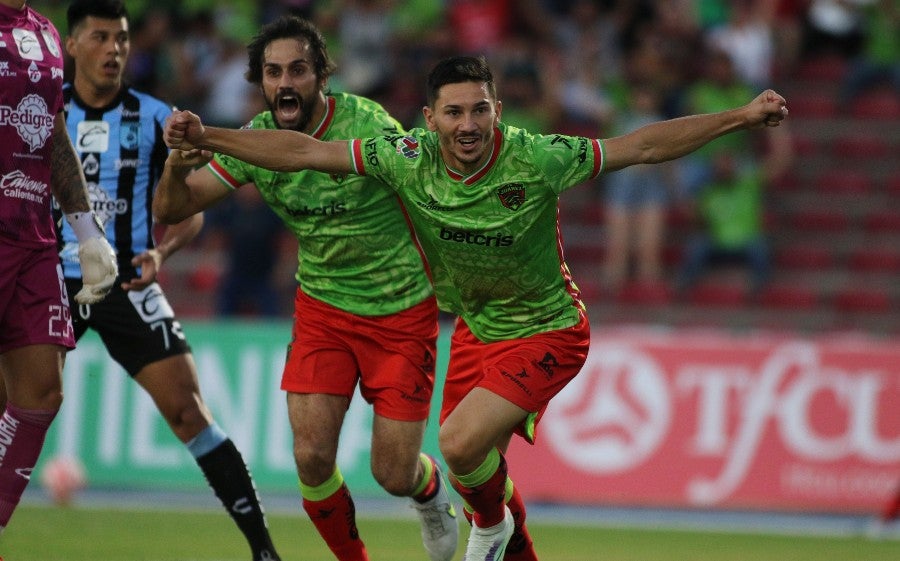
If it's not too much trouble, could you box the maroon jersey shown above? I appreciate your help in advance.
[0,3,65,248]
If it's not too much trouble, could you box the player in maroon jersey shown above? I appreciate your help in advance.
[0,0,116,535]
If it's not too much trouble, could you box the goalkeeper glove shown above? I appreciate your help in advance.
[65,212,118,304]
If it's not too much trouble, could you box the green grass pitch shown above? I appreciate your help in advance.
[2,503,898,561]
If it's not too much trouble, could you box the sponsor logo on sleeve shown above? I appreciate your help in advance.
[394,136,420,159]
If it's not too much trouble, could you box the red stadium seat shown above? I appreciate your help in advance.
[662,243,684,267]
[580,202,604,224]
[850,88,900,120]
[847,247,900,273]
[687,282,747,307]
[769,170,802,192]
[789,94,837,119]
[791,133,819,157]
[796,55,848,82]
[774,243,837,270]
[863,209,900,233]
[787,208,851,232]
[666,206,694,231]
[833,287,892,313]
[187,266,220,292]
[616,281,673,305]
[885,173,900,198]
[831,135,891,160]
[758,283,820,310]
[575,278,602,301]
[814,169,873,195]
[563,243,604,263]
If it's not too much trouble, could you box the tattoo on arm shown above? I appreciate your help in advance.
[50,114,91,213]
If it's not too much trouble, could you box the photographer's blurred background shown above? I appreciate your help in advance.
[33,0,900,332]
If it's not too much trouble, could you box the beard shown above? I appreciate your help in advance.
[266,89,319,132]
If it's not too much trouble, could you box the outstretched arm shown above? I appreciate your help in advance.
[154,149,231,224]
[164,110,354,175]
[602,90,788,172]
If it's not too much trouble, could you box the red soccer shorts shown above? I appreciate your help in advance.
[440,310,590,443]
[281,287,439,422]
[0,243,75,353]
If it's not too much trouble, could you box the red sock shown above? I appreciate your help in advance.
[302,483,369,560]
[504,483,537,561]
[413,455,439,502]
[450,451,508,528]
[0,405,58,529]
[460,478,538,561]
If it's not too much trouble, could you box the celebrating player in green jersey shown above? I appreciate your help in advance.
[163,55,789,561]
[153,17,457,561]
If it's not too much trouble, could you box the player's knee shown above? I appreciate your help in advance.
[438,426,472,472]
[293,443,336,481]
[165,403,211,442]
[41,387,65,411]
[372,463,416,497]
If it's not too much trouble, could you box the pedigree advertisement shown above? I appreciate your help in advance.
[507,329,900,513]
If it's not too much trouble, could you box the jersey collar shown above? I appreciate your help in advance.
[309,96,336,139]
[64,82,128,113]
[444,126,503,185]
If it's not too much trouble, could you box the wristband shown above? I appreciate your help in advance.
[65,212,106,242]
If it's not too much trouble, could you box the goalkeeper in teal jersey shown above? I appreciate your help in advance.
[153,16,458,561]
[163,55,790,561]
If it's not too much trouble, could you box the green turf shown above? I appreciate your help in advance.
[1,504,898,561]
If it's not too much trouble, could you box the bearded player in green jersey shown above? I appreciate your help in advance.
[163,55,789,561]
[153,17,457,561]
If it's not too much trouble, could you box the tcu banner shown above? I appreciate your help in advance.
[507,329,900,513]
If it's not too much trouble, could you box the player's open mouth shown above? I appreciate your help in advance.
[457,137,480,150]
[276,94,301,119]
[103,60,119,75]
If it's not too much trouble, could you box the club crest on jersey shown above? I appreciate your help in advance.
[41,28,60,58]
[120,122,140,151]
[497,183,525,211]
[395,136,419,159]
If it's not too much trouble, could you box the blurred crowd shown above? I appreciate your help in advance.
[32,0,898,317]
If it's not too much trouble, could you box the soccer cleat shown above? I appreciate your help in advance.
[462,506,514,561]
[411,463,459,561]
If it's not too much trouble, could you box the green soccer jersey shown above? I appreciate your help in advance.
[349,123,604,342]
[209,93,433,316]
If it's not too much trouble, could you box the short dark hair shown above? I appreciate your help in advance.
[67,0,129,35]
[426,56,496,107]
[245,15,336,86]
